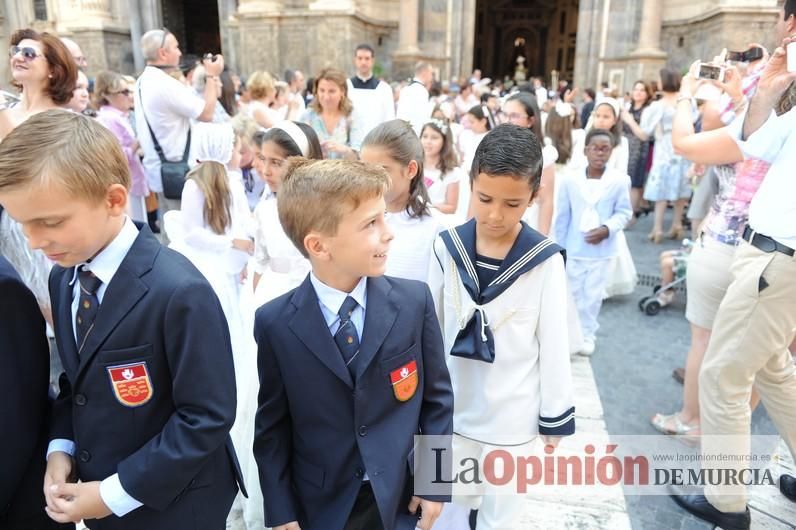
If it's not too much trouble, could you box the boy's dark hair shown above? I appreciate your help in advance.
[785,0,796,19]
[355,43,375,57]
[659,68,681,93]
[585,128,615,147]
[470,124,543,194]
[479,92,495,103]
[584,88,596,101]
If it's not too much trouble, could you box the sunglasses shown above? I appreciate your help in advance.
[9,45,43,62]
[159,28,170,49]
[111,89,133,96]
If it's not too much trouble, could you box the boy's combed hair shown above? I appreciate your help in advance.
[0,109,130,199]
[470,123,543,194]
[362,119,430,219]
[585,128,615,147]
[278,158,390,258]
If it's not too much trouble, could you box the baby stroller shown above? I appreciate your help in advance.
[638,239,694,316]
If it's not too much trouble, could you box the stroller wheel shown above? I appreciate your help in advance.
[638,296,651,311]
[643,299,662,316]
[653,284,661,294]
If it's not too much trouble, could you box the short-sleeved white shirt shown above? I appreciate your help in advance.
[134,66,205,193]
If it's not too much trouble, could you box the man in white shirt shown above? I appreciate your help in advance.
[669,33,796,530]
[284,68,306,121]
[396,61,434,135]
[134,29,222,213]
[533,77,548,107]
[347,44,395,148]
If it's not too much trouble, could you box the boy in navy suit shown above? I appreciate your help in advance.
[253,158,454,530]
[0,110,244,529]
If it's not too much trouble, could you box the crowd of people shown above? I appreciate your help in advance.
[1,2,795,528]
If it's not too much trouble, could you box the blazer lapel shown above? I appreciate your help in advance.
[288,277,354,388]
[76,227,156,377]
[54,267,79,379]
[355,276,399,380]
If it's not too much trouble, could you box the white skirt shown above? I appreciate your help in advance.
[603,230,637,299]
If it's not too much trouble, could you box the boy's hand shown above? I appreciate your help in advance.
[408,496,443,530]
[273,523,301,530]
[46,481,112,523]
[44,451,74,515]
[542,435,562,448]
[584,226,609,245]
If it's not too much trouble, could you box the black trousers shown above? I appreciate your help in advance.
[344,482,384,530]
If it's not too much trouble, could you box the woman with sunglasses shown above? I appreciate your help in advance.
[0,28,77,140]
[95,71,150,224]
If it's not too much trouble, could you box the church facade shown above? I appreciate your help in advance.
[0,0,780,93]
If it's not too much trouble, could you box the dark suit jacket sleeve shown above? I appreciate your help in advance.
[47,268,74,443]
[416,285,454,502]
[252,307,298,526]
[0,272,50,509]
[116,280,237,510]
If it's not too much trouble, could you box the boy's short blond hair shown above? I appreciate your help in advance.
[0,109,130,201]
[278,158,389,259]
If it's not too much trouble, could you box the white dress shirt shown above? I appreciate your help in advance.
[48,216,144,516]
[396,79,431,135]
[347,76,395,148]
[729,107,796,249]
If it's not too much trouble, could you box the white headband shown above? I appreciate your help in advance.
[272,120,309,157]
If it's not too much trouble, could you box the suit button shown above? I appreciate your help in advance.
[358,425,368,437]
[78,450,91,463]
[355,467,365,479]
[75,394,87,406]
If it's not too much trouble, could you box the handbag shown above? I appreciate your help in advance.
[138,83,191,200]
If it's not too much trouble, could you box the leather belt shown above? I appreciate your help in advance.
[742,226,795,257]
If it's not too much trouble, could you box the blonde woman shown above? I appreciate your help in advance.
[300,67,360,159]
[246,70,280,129]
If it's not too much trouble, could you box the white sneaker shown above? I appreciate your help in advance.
[579,338,595,356]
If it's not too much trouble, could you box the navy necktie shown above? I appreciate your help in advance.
[76,267,102,353]
[334,296,360,379]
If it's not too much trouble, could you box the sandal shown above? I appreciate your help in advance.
[651,413,701,436]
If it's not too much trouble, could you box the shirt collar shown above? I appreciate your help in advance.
[309,272,368,318]
[356,74,373,84]
[69,217,139,287]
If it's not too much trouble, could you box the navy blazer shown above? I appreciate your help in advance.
[254,274,454,530]
[0,257,72,529]
[48,225,244,530]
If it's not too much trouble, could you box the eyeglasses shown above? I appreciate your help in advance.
[159,27,170,49]
[9,45,43,62]
[587,145,612,154]
[506,112,529,121]
[110,89,132,96]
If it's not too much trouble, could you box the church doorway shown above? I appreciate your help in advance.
[473,0,579,86]
[161,0,221,56]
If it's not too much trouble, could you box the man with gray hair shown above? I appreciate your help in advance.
[133,28,223,215]
[60,37,86,69]
[396,61,433,134]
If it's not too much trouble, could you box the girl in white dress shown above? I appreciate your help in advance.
[252,120,322,307]
[360,119,445,283]
[420,119,464,215]
[164,122,260,529]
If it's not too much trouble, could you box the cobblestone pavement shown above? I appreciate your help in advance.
[590,211,785,530]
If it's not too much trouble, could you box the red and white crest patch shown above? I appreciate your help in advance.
[107,362,153,407]
[389,360,418,402]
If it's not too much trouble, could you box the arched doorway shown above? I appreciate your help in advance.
[161,0,221,55]
[473,0,579,85]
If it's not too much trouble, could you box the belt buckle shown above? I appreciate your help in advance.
[751,231,777,253]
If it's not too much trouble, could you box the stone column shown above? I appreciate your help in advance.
[629,0,667,82]
[395,0,420,55]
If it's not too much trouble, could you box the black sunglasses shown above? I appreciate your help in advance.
[9,45,43,62]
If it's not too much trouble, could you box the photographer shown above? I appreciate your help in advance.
[134,29,224,214]
[668,32,796,529]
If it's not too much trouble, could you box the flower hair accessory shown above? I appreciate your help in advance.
[425,118,449,135]
[554,100,573,118]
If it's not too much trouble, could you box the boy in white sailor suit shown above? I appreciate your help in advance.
[554,128,632,356]
[428,124,575,530]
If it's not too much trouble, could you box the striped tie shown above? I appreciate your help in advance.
[76,267,102,353]
[334,296,360,379]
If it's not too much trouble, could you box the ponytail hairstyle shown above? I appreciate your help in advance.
[187,161,232,235]
[362,119,430,219]
[505,92,543,141]
[420,119,459,176]
[544,105,574,164]
[466,104,493,131]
